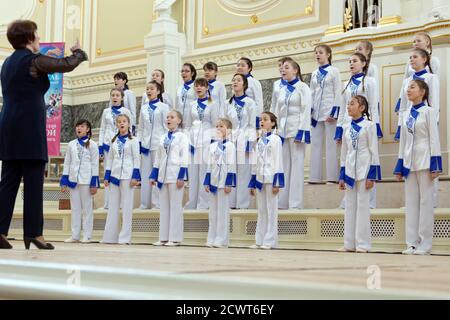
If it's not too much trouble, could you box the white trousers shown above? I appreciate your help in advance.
[140,152,159,209]
[186,163,209,210]
[69,185,93,241]
[279,138,305,209]
[433,178,439,208]
[340,185,377,209]
[207,189,230,246]
[405,170,435,252]
[310,121,339,182]
[344,180,371,251]
[229,160,252,209]
[102,180,134,244]
[103,150,110,208]
[159,183,184,242]
[256,184,278,248]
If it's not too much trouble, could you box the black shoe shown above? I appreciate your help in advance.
[0,234,12,249]
[24,237,55,250]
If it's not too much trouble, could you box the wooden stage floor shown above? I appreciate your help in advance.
[1,241,450,299]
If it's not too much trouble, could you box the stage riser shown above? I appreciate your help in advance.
[12,180,450,211]
[8,210,450,254]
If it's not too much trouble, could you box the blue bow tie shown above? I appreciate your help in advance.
[286,78,299,93]
[412,102,425,110]
[111,106,122,114]
[319,64,330,74]
[118,135,128,144]
[149,99,159,110]
[184,80,194,91]
[413,69,427,80]
[245,73,253,78]
[280,79,288,87]
[351,73,364,85]
[208,79,216,91]
[197,97,208,109]
[77,136,88,146]
[233,95,246,107]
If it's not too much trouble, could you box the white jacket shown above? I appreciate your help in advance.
[225,95,257,152]
[394,103,442,177]
[189,97,221,149]
[60,137,100,188]
[245,74,264,128]
[204,140,237,193]
[249,132,284,190]
[104,135,141,185]
[137,99,169,153]
[270,78,286,114]
[274,78,312,143]
[123,89,136,125]
[335,74,381,140]
[98,106,133,155]
[142,92,174,110]
[207,79,227,119]
[150,131,189,187]
[395,70,439,140]
[404,56,440,79]
[339,117,381,188]
[309,64,341,124]
[175,80,197,129]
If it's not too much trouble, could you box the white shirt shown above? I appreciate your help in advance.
[98,106,133,154]
[123,89,136,125]
[309,64,342,123]
[61,138,99,188]
[336,73,380,140]
[225,95,257,152]
[204,140,237,191]
[208,79,227,118]
[137,99,169,153]
[175,80,197,129]
[249,132,284,189]
[105,136,141,184]
[189,98,221,149]
[339,117,381,187]
[404,56,440,79]
[394,103,442,176]
[274,78,312,142]
[151,131,190,186]
[245,74,264,126]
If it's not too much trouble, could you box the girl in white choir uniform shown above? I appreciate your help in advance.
[137,80,169,209]
[186,78,222,210]
[225,73,257,209]
[203,61,227,118]
[274,59,311,209]
[355,41,379,91]
[150,110,189,246]
[114,72,136,132]
[335,53,381,209]
[309,44,341,184]
[395,49,439,141]
[338,95,381,253]
[61,119,99,243]
[270,57,292,114]
[236,57,264,129]
[394,80,442,255]
[99,88,133,209]
[249,112,284,249]
[141,69,174,109]
[404,32,440,79]
[175,63,197,129]
[102,114,141,245]
[395,49,440,207]
[204,119,236,248]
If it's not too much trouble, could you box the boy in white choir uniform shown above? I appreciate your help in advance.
[273,58,311,209]
[338,96,381,253]
[102,114,141,245]
[98,88,133,209]
[394,80,442,255]
[175,63,197,129]
[186,78,222,210]
[249,112,284,250]
[204,119,236,248]
[150,110,189,247]
[137,80,169,209]
[309,44,341,184]
[225,73,257,209]
[236,57,264,129]
[61,119,99,243]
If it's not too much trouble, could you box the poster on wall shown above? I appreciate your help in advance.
[40,42,65,157]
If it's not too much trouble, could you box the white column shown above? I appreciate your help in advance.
[379,0,402,26]
[430,0,450,19]
[144,0,186,95]
[325,0,345,35]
